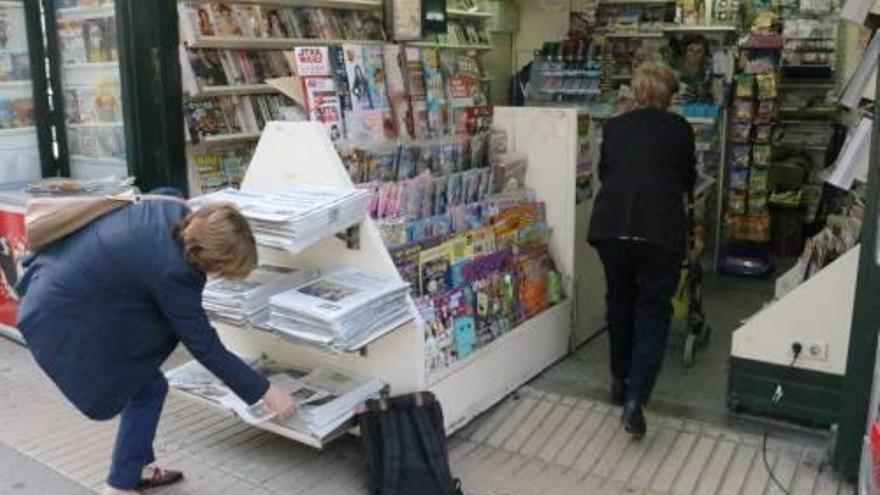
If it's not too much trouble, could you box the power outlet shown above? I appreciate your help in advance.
[790,340,829,361]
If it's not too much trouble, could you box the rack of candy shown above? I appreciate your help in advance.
[725,11,783,244]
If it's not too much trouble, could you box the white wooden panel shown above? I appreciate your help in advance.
[731,246,858,375]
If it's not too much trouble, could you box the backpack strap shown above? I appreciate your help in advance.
[377,399,402,495]
[410,393,459,495]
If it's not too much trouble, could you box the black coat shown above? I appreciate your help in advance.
[588,108,697,258]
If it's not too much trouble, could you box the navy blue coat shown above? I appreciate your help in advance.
[17,200,270,420]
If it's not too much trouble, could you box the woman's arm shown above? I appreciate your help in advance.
[153,266,270,405]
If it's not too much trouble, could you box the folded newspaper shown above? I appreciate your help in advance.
[189,186,370,253]
[203,265,320,327]
[268,267,414,351]
[166,360,382,440]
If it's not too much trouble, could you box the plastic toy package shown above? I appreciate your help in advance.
[729,167,750,191]
[752,144,772,166]
[754,124,773,143]
[728,190,747,214]
[733,98,754,120]
[756,73,778,100]
[730,122,752,143]
[731,144,751,167]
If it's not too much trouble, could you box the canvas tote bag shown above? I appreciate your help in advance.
[25,191,184,252]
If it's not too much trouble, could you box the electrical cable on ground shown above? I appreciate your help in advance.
[762,342,802,495]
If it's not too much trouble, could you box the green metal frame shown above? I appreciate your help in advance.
[27,0,186,190]
[833,55,880,479]
[24,0,58,177]
[728,357,843,428]
[115,0,187,194]
[41,0,70,178]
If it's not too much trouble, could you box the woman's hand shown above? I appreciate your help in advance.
[262,384,297,421]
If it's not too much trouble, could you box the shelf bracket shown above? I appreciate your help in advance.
[336,224,362,250]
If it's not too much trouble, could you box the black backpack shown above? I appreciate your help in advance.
[358,392,464,495]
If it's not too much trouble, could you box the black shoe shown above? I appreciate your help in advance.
[611,379,626,406]
[622,399,646,439]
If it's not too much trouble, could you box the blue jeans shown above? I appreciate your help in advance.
[597,240,680,406]
[107,373,168,490]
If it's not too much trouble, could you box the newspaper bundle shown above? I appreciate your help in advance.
[268,267,414,351]
[203,265,320,326]
[189,185,370,253]
[166,360,382,440]
[269,368,384,438]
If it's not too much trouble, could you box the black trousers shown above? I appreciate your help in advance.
[596,240,681,405]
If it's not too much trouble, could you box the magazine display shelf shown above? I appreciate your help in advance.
[408,41,493,51]
[189,84,279,98]
[174,117,576,446]
[189,0,383,8]
[187,37,387,50]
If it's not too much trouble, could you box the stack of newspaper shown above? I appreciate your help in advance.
[268,267,413,351]
[202,265,319,326]
[166,360,383,441]
[190,185,370,253]
[269,367,384,438]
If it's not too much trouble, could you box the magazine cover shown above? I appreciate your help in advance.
[232,5,264,38]
[344,109,385,141]
[290,47,333,76]
[184,99,231,140]
[218,97,245,134]
[262,8,290,38]
[419,242,452,295]
[302,76,344,140]
[359,11,387,40]
[208,2,244,37]
[404,47,429,138]
[58,18,86,65]
[329,46,353,111]
[342,44,374,110]
[187,49,229,87]
[82,18,111,63]
[220,50,245,84]
[181,4,216,40]
[362,45,389,109]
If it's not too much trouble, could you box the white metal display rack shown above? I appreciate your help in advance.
[172,114,576,446]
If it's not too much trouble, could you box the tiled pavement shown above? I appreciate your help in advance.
[0,338,854,494]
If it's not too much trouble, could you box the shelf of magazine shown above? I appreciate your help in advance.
[186,0,383,10]
[56,4,116,20]
[603,31,666,38]
[187,84,280,98]
[446,8,493,19]
[187,36,386,50]
[199,132,263,145]
[0,80,31,90]
[407,41,492,51]
[426,302,568,387]
[67,121,125,129]
[599,0,674,4]
[0,127,36,138]
[62,61,120,72]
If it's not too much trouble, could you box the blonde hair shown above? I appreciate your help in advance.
[632,62,680,109]
[178,203,257,279]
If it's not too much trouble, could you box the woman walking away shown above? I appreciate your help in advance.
[588,62,696,439]
[17,198,297,494]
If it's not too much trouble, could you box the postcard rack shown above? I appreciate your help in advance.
[173,114,577,446]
